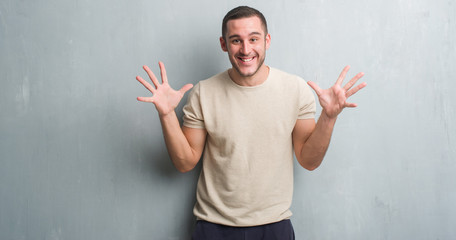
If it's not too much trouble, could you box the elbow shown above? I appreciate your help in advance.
[173,156,198,173]
[297,158,322,171]
[177,167,192,173]
[296,150,325,171]
[176,164,196,173]
[303,164,320,171]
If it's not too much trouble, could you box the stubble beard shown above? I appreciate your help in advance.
[230,51,266,78]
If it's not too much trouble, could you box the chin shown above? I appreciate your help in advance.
[240,66,262,77]
[238,70,255,77]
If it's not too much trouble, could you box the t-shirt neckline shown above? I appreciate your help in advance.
[225,66,273,90]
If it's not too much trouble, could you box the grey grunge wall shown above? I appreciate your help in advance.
[1,0,455,239]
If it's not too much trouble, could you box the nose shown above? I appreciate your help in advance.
[240,41,251,55]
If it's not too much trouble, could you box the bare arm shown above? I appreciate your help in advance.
[293,66,366,170]
[293,115,335,170]
[136,62,206,172]
[159,113,206,173]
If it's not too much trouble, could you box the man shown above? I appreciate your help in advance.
[136,6,366,240]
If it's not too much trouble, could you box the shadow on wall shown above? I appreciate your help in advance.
[108,103,203,238]
[142,144,203,237]
[121,52,221,239]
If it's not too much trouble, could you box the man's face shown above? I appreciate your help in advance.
[220,16,271,78]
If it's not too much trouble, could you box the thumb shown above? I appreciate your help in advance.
[307,81,322,96]
[179,84,193,95]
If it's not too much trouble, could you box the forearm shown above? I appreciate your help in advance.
[159,112,200,172]
[298,66,365,170]
[297,112,337,170]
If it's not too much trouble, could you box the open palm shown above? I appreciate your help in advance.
[136,62,193,116]
[307,66,366,119]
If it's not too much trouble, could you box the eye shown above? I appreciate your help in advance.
[232,39,241,44]
[250,38,258,42]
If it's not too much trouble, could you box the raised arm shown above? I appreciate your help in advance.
[293,66,366,170]
[136,62,207,172]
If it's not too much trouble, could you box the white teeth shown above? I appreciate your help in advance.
[241,58,254,62]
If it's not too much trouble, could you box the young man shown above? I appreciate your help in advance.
[136,6,366,240]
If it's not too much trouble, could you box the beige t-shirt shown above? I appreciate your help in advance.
[183,67,316,227]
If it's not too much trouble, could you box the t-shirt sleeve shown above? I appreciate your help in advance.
[183,83,205,129]
[297,78,316,119]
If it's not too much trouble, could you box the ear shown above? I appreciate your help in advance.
[220,36,228,52]
[265,33,271,50]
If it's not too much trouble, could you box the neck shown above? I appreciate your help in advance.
[229,65,270,87]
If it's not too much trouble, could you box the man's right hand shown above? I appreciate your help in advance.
[136,61,193,117]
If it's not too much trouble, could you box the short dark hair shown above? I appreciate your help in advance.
[222,6,268,40]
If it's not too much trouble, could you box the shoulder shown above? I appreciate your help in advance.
[269,67,307,89]
[187,70,230,102]
[198,70,230,88]
[270,67,303,79]
[188,70,229,94]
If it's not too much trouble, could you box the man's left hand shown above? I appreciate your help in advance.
[307,66,367,119]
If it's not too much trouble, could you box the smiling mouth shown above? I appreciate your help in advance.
[238,57,255,62]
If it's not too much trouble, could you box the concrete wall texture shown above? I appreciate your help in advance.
[1,0,455,239]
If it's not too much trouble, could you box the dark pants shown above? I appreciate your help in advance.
[191,219,295,240]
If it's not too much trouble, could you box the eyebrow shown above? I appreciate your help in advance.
[228,32,262,39]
